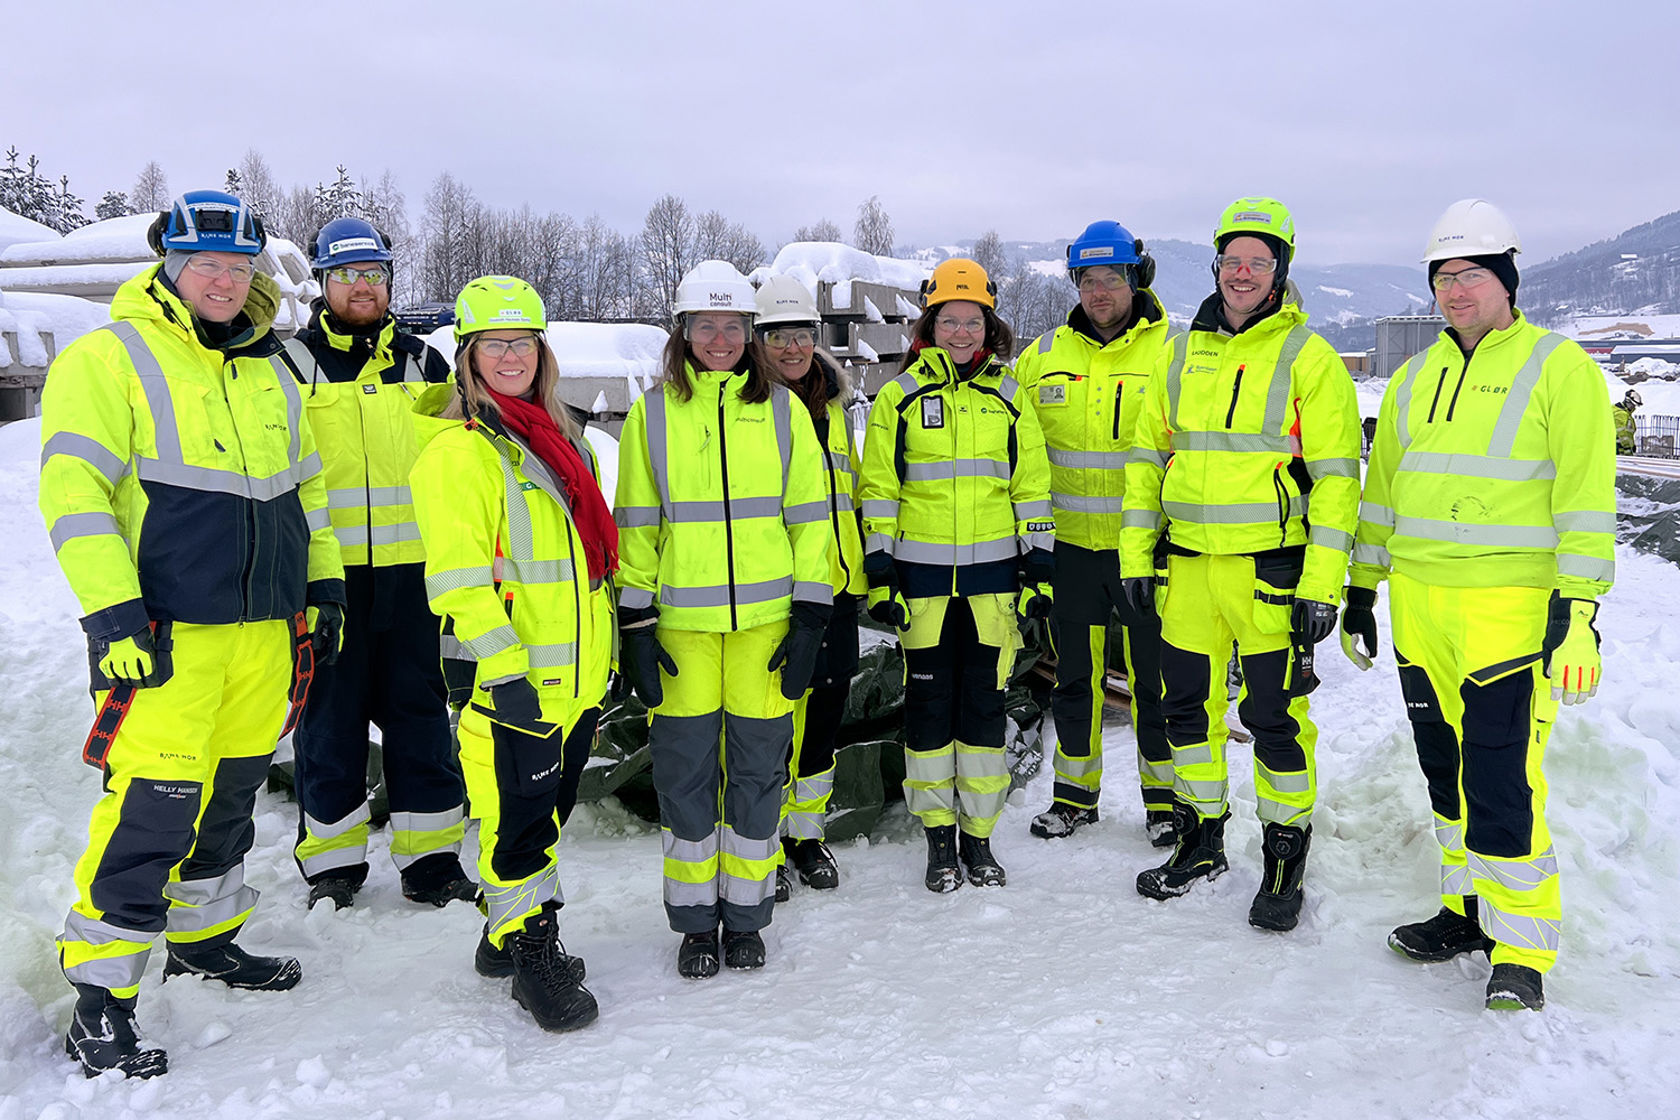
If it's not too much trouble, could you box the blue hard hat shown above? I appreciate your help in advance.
[148,190,265,257]
[311,216,393,270]
[1066,221,1141,270]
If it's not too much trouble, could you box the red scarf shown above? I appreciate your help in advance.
[487,391,619,581]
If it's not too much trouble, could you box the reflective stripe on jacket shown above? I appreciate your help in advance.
[1120,299,1361,604]
[286,310,449,567]
[857,347,1052,589]
[409,384,614,726]
[614,364,832,632]
[39,265,343,641]
[1015,293,1172,550]
[1350,312,1616,599]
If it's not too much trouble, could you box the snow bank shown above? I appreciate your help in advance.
[754,241,928,310]
[0,206,58,255]
[424,321,666,381]
[0,213,155,264]
[3,414,1679,1117]
[0,291,112,367]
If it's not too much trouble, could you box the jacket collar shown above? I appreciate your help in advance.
[1067,288,1164,346]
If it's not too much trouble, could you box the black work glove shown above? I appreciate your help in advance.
[489,677,544,728]
[1291,597,1339,646]
[620,605,677,709]
[864,553,910,629]
[309,602,345,667]
[1019,547,1055,587]
[1121,576,1156,621]
[1340,586,1378,671]
[768,602,832,700]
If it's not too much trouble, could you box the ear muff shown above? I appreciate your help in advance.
[376,226,392,251]
[918,277,932,306]
[1133,239,1156,290]
[146,211,169,258]
[251,214,267,252]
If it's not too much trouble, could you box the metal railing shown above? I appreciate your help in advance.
[1635,415,1679,458]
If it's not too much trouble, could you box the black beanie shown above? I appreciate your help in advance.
[1429,252,1518,306]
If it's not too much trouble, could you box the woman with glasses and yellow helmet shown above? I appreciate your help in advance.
[409,275,616,1033]
[752,275,865,900]
[856,258,1054,893]
[613,260,831,979]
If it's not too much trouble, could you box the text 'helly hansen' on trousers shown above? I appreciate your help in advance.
[59,621,291,1000]
[899,593,1018,838]
[1048,541,1170,813]
[649,621,793,934]
[1157,552,1318,827]
[1389,571,1562,973]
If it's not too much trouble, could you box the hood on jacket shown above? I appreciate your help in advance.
[113,262,283,354]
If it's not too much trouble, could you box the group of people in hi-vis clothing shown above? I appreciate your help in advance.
[37,186,1613,1079]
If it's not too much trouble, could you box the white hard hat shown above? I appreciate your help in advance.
[673,260,757,318]
[1421,199,1522,263]
[754,275,820,326]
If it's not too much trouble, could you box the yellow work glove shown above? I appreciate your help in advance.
[98,626,172,688]
[1542,596,1601,705]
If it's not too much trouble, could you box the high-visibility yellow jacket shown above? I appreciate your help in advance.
[285,308,450,567]
[1613,406,1636,455]
[1351,312,1616,600]
[1015,293,1172,551]
[805,353,867,596]
[1121,298,1361,605]
[409,385,614,730]
[858,346,1053,596]
[39,265,343,643]
[614,363,832,632]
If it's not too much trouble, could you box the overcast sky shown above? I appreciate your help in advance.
[7,0,1675,270]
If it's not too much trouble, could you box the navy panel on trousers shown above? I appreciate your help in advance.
[487,708,598,884]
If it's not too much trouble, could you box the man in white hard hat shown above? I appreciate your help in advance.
[1345,198,1616,1011]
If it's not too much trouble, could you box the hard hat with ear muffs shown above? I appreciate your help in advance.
[920,258,996,310]
[146,189,267,258]
[1065,220,1156,290]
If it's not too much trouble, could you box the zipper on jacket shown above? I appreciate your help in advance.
[1111,379,1125,441]
[1426,366,1449,422]
[1225,365,1245,429]
[717,388,739,630]
[565,523,581,701]
[1272,468,1289,547]
[825,441,852,591]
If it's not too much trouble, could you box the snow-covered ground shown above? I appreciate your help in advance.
[3,413,1678,1118]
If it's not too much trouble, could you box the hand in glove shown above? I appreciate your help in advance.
[489,677,545,728]
[1542,594,1601,705]
[1339,586,1378,671]
[768,603,832,701]
[1016,581,1054,623]
[620,605,677,709]
[1120,576,1156,622]
[1291,597,1339,646]
[308,602,345,667]
[1019,547,1055,587]
[98,624,172,688]
[867,584,911,629]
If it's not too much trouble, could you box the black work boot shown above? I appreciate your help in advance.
[1388,899,1496,963]
[722,929,767,970]
[65,985,167,1080]
[476,921,585,983]
[774,863,792,903]
[1029,802,1099,839]
[1136,805,1230,900]
[924,825,961,893]
[788,838,839,890]
[1144,807,1180,848]
[507,903,598,1032]
[677,928,721,980]
[164,939,302,991]
[306,871,361,912]
[1248,822,1312,932]
[401,852,479,908]
[1485,963,1545,1011]
[958,831,1007,887]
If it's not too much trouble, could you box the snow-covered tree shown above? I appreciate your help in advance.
[224,167,243,198]
[853,195,894,256]
[640,194,695,320]
[970,230,1009,282]
[236,149,282,225]
[694,210,765,276]
[417,172,480,303]
[0,149,89,233]
[130,161,169,212]
[794,218,843,243]
[95,190,130,220]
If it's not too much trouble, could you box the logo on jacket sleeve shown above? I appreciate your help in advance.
[921,397,945,429]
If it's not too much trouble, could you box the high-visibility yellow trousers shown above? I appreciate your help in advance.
[58,621,291,1000]
[458,704,598,948]
[1157,552,1318,827]
[898,593,1018,838]
[1389,571,1562,973]
[650,621,793,934]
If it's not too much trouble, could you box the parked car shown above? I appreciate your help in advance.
[394,302,455,333]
